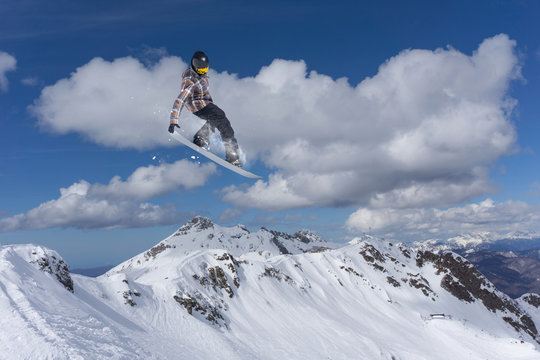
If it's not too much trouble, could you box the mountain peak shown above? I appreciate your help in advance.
[293,229,325,244]
[108,219,338,275]
[176,216,214,234]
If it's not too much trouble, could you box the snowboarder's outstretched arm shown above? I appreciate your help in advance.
[168,77,195,132]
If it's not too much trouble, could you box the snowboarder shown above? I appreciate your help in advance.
[168,50,242,167]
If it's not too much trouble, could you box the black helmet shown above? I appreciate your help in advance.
[191,50,209,75]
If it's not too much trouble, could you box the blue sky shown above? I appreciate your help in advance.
[1,0,540,268]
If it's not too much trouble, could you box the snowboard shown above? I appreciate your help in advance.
[169,131,261,179]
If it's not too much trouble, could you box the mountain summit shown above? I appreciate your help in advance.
[109,216,336,275]
[1,217,540,359]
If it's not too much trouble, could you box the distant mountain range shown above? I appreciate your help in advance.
[2,217,540,359]
[416,231,540,251]
[415,232,540,298]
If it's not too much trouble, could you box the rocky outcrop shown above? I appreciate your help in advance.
[174,216,215,236]
[144,243,176,261]
[522,293,540,308]
[173,291,226,326]
[32,249,73,292]
[173,251,241,327]
[416,250,538,341]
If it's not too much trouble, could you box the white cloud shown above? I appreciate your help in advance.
[90,160,216,200]
[0,51,16,92]
[21,77,39,86]
[346,199,540,241]
[30,56,185,149]
[0,160,216,231]
[130,45,169,67]
[31,34,521,211]
[218,208,243,222]
[219,34,520,210]
[367,167,496,209]
[222,173,316,211]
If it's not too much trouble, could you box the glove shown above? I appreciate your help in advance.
[168,123,180,133]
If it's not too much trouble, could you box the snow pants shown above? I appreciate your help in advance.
[193,103,240,162]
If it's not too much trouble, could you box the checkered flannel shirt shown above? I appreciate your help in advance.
[170,68,213,124]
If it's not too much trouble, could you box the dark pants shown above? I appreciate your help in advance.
[193,103,239,162]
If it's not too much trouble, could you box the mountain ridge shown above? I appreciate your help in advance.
[1,217,540,359]
[414,231,540,298]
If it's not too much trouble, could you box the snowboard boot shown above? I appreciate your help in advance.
[224,141,243,168]
[193,135,209,149]
[193,122,215,149]
[227,155,243,168]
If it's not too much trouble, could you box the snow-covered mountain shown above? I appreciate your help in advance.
[414,231,540,252]
[413,231,540,298]
[1,217,540,359]
[460,249,540,299]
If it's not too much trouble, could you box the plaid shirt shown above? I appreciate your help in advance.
[170,68,213,124]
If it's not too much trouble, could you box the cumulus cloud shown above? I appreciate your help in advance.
[221,173,316,211]
[346,199,540,241]
[0,160,216,231]
[219,34,521,210]
[90,159,216,200]
[0,51,17,92]
[31,34,521,211]
[30,56,185,149]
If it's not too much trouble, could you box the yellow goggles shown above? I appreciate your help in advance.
[195,66,208,75]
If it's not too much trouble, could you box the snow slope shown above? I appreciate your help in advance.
[1,217,539,359]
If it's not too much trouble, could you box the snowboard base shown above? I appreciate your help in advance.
[170,131,261,179]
